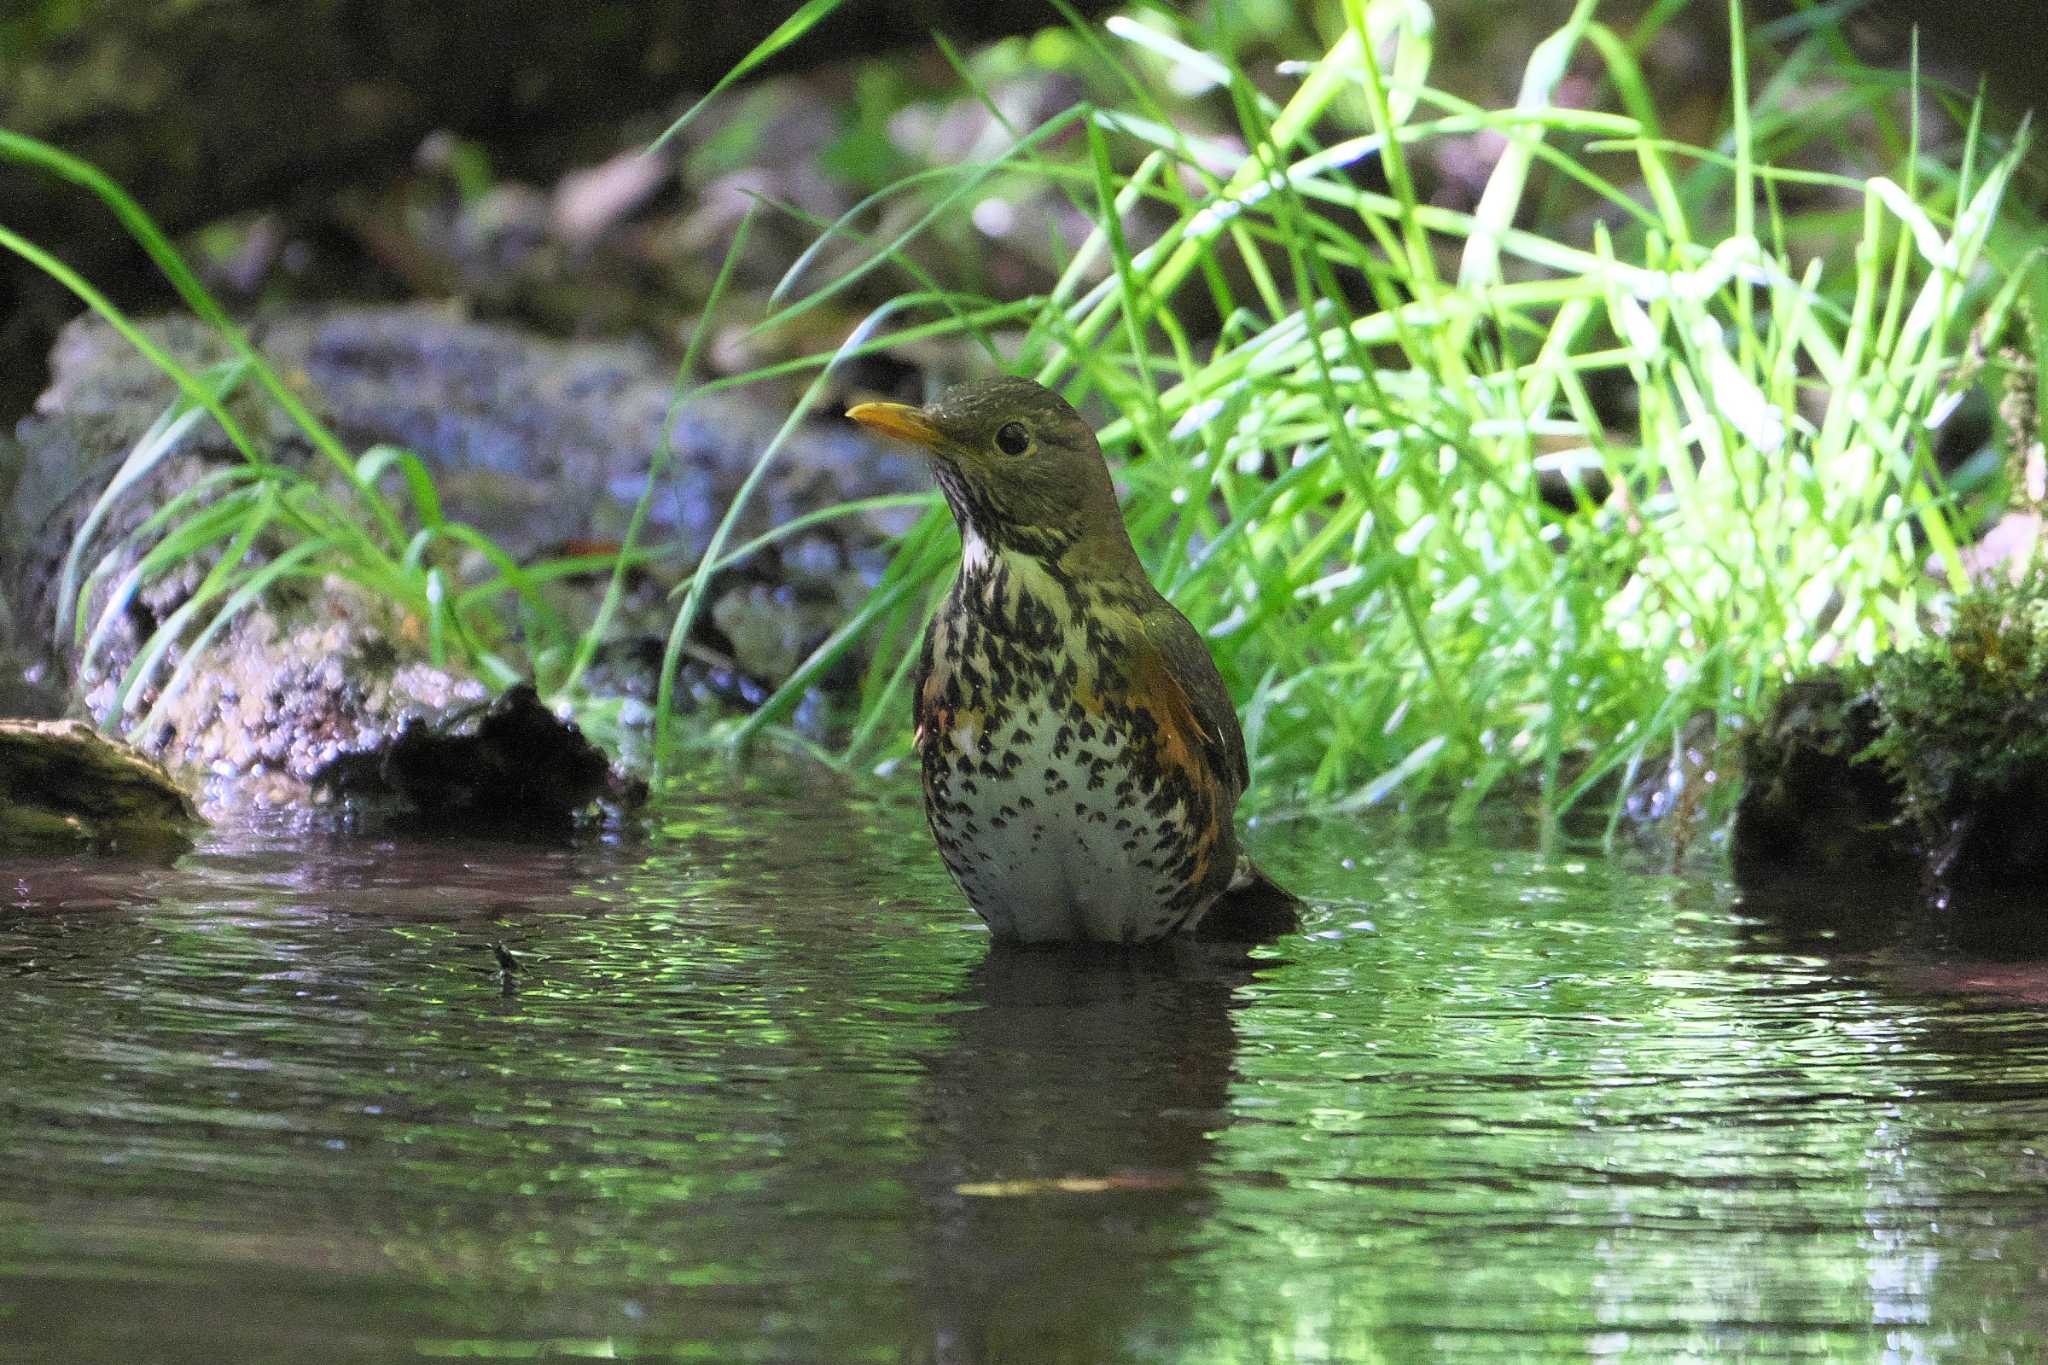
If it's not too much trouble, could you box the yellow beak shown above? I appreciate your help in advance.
[846,400,946,452]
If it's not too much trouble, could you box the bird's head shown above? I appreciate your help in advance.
[848,376,1135,565]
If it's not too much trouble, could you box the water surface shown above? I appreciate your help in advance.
[4,776,2047,1362]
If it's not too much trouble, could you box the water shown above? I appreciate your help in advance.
[4,775,2047,1363]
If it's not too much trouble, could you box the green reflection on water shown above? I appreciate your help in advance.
[1,782,2046,1362]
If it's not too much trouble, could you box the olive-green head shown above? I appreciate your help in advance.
[848,376,1133,562]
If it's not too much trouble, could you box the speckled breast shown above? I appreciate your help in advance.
[916,550,1232,944]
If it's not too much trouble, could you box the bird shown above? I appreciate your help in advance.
[847,376,1300,946]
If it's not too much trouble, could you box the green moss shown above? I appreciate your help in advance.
[1865,572,2048,835]
[1737,568,2048,895]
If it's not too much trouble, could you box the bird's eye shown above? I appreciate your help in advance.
[994,421,1031,456]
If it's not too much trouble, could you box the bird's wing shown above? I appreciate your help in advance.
[910,619,938,753]
[1138,599,1249,795]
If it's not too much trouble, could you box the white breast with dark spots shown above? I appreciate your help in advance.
[919,545,1209,944]
[925,691,1202,943]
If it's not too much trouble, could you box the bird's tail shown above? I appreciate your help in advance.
[1197,854,1302,941]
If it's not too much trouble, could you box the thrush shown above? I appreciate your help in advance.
[848,377,1300,945]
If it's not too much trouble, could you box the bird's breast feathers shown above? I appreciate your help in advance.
[921,543,1136,742]
[913,545,1232,941]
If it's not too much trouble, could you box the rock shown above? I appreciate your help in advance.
[0,717,200,851]
[108,578,491,813]
[1863,589,2048,903]
[1733,584,2048,927]
[710,574,868,686]
[0,458,68,716]
[0,0,1123,417]
[1730,677,1915,886]
[313,684,621,829]
[10,305,924,588]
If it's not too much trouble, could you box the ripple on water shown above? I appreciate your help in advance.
[1,791,2046,1361]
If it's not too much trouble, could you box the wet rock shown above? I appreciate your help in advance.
[0,718,200,851]
[107,579,491,813]
[314,684,617,828]
[1733,584,2048,919]
[1730,678,1914,885]
[1862,588,2048,901]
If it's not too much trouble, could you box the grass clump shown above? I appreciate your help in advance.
[705,0,2036,831]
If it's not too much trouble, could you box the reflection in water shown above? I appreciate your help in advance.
[913,945,1255,1363]
[1,787,2047,1361]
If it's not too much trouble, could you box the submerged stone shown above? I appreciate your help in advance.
[0,718,200,852]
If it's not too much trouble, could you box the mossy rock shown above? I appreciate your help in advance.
[1734,577,2048,921]
[0,717,200,851]
[1864,586,2048,897]
[1731,677,1915,885]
